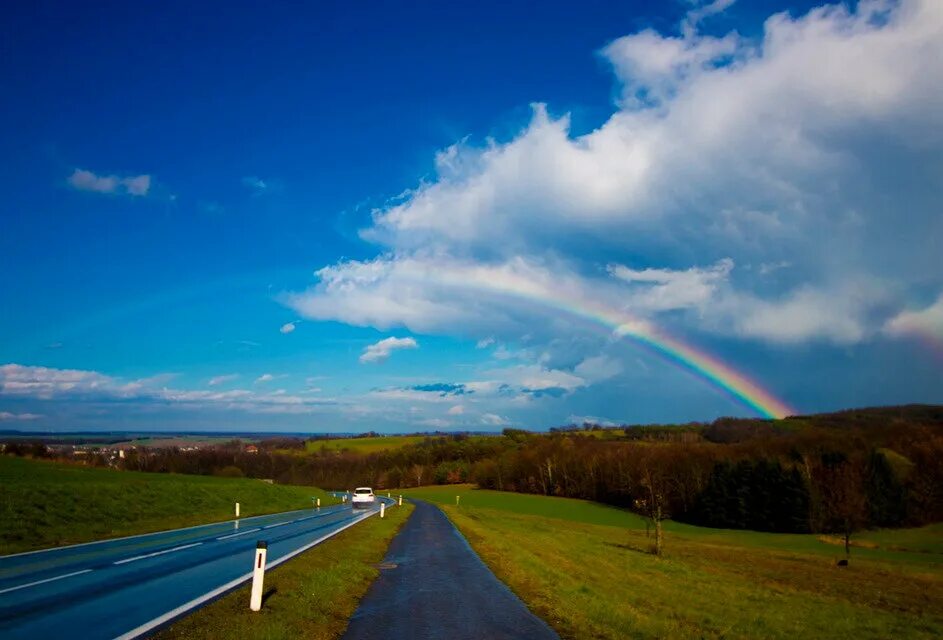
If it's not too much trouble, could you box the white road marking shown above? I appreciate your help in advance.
[114,511,376,640]
[113,542,203,565]
[263,521,289,530]
[216,527,261,541]
[0,569,93,595]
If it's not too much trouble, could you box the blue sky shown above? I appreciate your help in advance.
[1,0,941,432]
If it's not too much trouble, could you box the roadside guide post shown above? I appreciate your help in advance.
[380,502,385,518]
[398,495,403,506]
[317,497,321,508]
[456,495,460,506]
[235,502,240,518]
[249,541,267,612]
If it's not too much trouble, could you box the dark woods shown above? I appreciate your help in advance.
[9,405,943,536]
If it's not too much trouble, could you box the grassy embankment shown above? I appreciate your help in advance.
[155,502,413,640]
[0,456,337,554]
[404,485,943,639]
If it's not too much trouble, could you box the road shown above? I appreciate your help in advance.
[343,499,559,640]
[0,497,391,640]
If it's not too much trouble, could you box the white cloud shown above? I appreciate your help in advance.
[255,373,275,384]
[608,258,733,312]
[448,404,465,415]
[68,169,151,196]
[242,176,269,194]
[359,336,419,364]
[208,374,239,386]
[566,414,620,427]
[573,355,623,383]
[480,413,510,427]
[280,322,297,334]
[884,294,943,339]
[476,337,495,349]
[288,1,943,352]
[0,364,335,416]
[0,411,43,421]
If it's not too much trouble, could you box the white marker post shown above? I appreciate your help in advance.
[249,541,267,612]
[316,498,321,508]
[380,502,385,518]
[398,495,403,506]
[456,495,460,506]
[235,502,240,518]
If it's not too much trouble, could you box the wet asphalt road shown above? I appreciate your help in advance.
[343,499,559,640]
[0,499,388,640]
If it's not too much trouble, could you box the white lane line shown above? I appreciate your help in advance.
[113,543,203,566]
[263,522,289,530]
[0,569,93,595]
[0,506,328,560]
[115,510,376,640]
[216,528,261,541]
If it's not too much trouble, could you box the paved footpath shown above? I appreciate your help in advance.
[343,500,559,640]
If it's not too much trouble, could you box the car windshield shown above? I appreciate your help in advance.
[355,489,372,494]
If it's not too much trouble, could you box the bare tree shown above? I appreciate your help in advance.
[636,455,670,556]
[412,463,424,487]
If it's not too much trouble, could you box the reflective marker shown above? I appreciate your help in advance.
[249,541,267,612]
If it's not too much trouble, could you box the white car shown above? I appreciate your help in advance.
[351,487,376,508]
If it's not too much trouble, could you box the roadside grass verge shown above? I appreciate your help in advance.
[154,502,413,640]
[404,486,943,639]
[0,456,338,554]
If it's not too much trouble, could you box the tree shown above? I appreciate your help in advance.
[818,456,869,561]
[636,452,671,556]
[411,463,424,487]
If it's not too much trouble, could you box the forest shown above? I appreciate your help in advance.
[6,405,942,537]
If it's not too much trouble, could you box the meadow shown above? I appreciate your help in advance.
[303,435,432,455]
[0,456,336,554]
[404,485,943,639]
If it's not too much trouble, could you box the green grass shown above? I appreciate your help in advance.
[0,456,337,554]
[404,485,943,565]
[155,503,413,640]
[303,435,432,454]
[404,486,943,639]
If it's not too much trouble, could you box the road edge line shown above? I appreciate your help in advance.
[112,508,379,640]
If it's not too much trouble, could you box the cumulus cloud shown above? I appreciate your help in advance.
[280,322,297,334]
[68,169,151,196]
[608,258,733,312]
[255,373,275,384]
[884,294,943,340]
[1,364,334,416]
[359,336,419,364]
[288,1,943,355]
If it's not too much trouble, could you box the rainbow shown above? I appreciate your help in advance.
[408,262,794,420]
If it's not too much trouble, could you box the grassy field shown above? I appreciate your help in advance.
[404,485,943,639]
[155,502,413,640]
[0,456,337,554]
[304,435,434,454]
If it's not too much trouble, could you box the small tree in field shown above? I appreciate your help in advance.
[819,455,869,562]
[636,456,670,556]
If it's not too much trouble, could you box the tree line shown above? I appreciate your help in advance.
[5,405,942,541]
